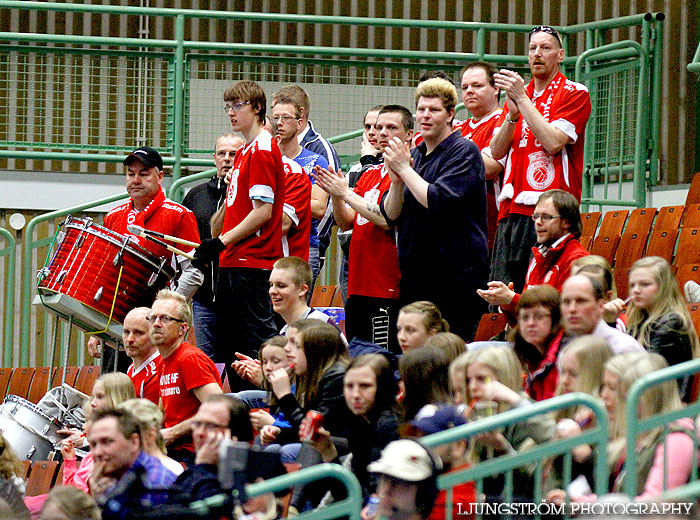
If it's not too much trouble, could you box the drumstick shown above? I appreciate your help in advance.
[127,224,200,249]
[135,231,195,261]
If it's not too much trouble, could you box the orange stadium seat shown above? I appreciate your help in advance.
[589,210,628,264]
[646,205,684,262]
[24,460,59,497]
[7,367,35,399]
[0,368,12,400]
[682,203,700,227]
[310,285,338,308]
[613,208,657,299]
[74,366,99,396]
[676,264,700,299]
[673,227,700,268]
[579,235,594,252]
[580,211,602,237]
[684,171,700,207]
[27,367,56,404]
[50,366,80,389]
[473,313,508,342]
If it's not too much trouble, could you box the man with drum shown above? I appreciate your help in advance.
[123,307,161,405]
[88,146,203,372]
[489,25,592,294]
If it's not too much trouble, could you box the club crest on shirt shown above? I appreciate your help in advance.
[526,151,555,191]
[227,168,240,207]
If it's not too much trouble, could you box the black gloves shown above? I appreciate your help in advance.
[192,237,226,270]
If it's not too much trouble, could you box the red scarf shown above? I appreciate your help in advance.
[124,188,166,247]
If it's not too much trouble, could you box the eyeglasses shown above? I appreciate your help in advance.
[518,312,552,322]
[146,314,185,325]
[529,25,562,46]
[191,420,228,432]
[224,101,250,113]
[531,213,561,223]
[272,115,300,124]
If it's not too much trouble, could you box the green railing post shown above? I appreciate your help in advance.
[0,228,15,366]
[648,14,664,185]
[625,358,700,497]
[167,168,216,202]
[20,192,129,364]
[171,14,185,200]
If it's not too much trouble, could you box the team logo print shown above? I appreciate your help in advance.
[226,168,239,206]
[526,151,555,191]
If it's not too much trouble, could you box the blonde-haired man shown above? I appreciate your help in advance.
[380,78,489,342]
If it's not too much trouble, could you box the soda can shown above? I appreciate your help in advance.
[299,410,324,442]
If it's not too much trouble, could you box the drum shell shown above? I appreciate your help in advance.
[0,395,63,461]
[38,216,175,324]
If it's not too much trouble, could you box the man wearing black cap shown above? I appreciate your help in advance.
[87,146,203,370]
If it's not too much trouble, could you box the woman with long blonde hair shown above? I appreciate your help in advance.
[626,256,699,400]
[0,433,30,519]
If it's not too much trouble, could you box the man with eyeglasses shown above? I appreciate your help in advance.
[271,87,332,290]
[149,289,222,464]
[193,80,285,393]
[489,25,592,295]
[182,134,244,360]
[477,189,589,320]
[87,145,203,373]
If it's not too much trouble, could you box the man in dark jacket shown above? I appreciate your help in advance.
[182,134,244,359]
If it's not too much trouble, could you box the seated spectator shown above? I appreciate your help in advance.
[89,408,177,519]
[0,433,30,520]
[462,346,554,506]
[400,345,452,421]
[561,274,644,354]
[123,307,162,404]
[262,320,351,461]
[508,285,564,401]
[40,486,100,520]
[61,372,136,494]
[117,399,183,476]
[570,255,627,330]
[543,336,613,493]
[423,332,467,364]
[367,439,441,520]
[402,404,476,520]
[397,301,450,353]
[626,256,699,401]
[549,352,695,503]
[301,354,400,505]
[230,257,332,387]
[169,394,283,519]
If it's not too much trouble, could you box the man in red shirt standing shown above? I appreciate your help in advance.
[313,105,413,353]
[490,26,591,293]
[149,290,222,464]
[123,307,161,405]
[194,80,286,390]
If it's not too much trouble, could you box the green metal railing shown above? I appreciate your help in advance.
[0,228,15,366]
[422,393,609,519]
[624,358,700,498]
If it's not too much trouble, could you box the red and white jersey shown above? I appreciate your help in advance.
[455,109,504,248]
[282,156,312,261]
[127,351,162,405]
[104,195,200,260]
[348,165,400,299]
[219,130,286,270]
[499,71,591,217]
[160,341,222,452]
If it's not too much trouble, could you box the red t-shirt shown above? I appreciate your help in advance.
[455,109,504,249]
[104,196,200,260]
[348,165,400,299]
[219,131,286,270]
[127,351,162,405]
[428,463,476,520]
[499,72,591,217]
[160,341,222,452]
[281,156,312,261]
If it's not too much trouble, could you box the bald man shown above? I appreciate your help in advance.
[123,307,162,404]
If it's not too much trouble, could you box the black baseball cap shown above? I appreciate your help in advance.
[123,146,163,170]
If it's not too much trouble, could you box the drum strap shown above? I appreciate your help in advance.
[83,263,125,335]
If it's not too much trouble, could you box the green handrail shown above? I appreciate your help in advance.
[0,228,15,366]
[422,392,609,516]
[20,192,129,363]
[575,40,649,208]
[167,168,217,202]
[624,358,700,497]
